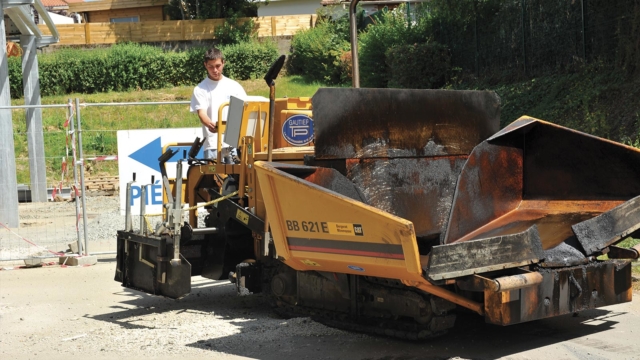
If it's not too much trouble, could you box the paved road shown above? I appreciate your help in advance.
[1,258,638,360]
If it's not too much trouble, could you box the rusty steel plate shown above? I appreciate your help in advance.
[428,225,544,281]
[444,118,640,246]
[346,157,467,239]
[312,88,500,159]
[573,195,640,255]
[490,117,640,199]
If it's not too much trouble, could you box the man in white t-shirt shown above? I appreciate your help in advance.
[190,47,247,163]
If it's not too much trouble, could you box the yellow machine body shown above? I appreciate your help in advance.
[116,88,639,339]
[254,161,422,279]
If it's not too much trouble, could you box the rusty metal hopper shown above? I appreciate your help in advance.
[428,117,640,280]
[257,95,637,324]
[312,88,500,240]
[313,88,500,159]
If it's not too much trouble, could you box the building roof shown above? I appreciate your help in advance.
[41,0,69,7]
[321,0,405,5]
[68,0,169,12]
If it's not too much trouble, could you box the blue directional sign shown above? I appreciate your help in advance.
[129,136,205,172]
[129,136,162,172]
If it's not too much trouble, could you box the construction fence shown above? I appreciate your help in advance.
[36,15,318,46]
[0,100,191,263]
[421,0,639,77]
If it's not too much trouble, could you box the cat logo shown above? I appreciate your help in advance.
[236,209,249,225]
[301,259,321,267]
[353,224,364,236]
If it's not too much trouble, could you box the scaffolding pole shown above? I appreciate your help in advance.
[0,4,20,228]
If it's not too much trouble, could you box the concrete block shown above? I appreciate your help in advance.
[23,258,43,267]
[67,241,79,254]
[58,255,98,266]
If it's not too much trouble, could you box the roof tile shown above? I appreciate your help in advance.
[41,0,69,6]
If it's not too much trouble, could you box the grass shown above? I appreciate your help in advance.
[449,65,640,146]
[10,75,328,184]
[597,237,639,260]
[617,237,640,249]
[11,65,640,184]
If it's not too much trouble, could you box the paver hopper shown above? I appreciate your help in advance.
[115,86,639,339]
[255,88,640,328]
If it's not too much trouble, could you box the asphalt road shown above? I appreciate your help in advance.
[1,258,638,360]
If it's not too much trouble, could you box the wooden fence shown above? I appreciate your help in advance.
[37,15,317,45]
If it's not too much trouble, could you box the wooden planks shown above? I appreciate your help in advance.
[272,14,317,36]
[38,24,87,45]
[39,15,316,45]
[89,6,164,23]
[181,19,222,41]
[69,0,170,12]
[84,176,119,195]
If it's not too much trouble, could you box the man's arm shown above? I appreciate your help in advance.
[197,109,217,133]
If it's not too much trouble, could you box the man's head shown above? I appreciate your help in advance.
[203,48,225,81]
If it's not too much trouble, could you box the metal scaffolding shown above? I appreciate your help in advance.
[1,0,59,227]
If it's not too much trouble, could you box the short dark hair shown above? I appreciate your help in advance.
[204,48,224,62]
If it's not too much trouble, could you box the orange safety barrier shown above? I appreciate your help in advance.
[6,42,22,57]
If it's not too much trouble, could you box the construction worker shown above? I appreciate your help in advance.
[190,47,246,163]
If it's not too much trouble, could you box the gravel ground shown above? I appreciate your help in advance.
[1,262,639,360]
[0,263,357,360]
[2,196,640,359]
[0,194,209,260]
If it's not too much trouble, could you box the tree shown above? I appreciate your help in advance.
[165,0,260,21]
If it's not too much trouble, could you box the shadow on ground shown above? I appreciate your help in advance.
[87,275,630,360]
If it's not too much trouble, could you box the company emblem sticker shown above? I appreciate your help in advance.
[301,259,321,267]
[236,209,249,225]
[347,265,365,272]
[282,114,314,146]
[327,223,364,237]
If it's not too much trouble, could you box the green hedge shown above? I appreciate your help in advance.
[386,42,451,89]
[287,7,450,88]
[8,41,279,98]
[358,8,429,88]
[287,19,350,84]
[418,0,640,79]
[223,40,279,79]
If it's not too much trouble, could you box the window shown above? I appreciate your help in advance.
[110,16,139,23]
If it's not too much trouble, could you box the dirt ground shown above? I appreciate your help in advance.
[1,258,639,360]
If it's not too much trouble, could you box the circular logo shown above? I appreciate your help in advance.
[347,265,365,272]
[282,114,314,146]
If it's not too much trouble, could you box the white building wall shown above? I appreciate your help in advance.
[257,0,321,17]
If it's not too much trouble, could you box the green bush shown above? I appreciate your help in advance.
[386,42,451,89]
[7,56,22,97]
[7,42,278,98]
[214,13,255,45]
[222,40,279,80]
[358,7,428,88]
[288,19,350,84]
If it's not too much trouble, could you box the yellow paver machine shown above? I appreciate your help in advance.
[115,80,640,339]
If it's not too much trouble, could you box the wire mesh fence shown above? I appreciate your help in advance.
[421,0,639,79]
[1,99,192,262]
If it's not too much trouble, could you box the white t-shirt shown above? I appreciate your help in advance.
[190,76,247,150]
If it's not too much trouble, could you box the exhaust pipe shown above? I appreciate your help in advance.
[350,0,361,88]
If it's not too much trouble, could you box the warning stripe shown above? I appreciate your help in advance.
[85,155,118,162]
[287,237,404,260]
